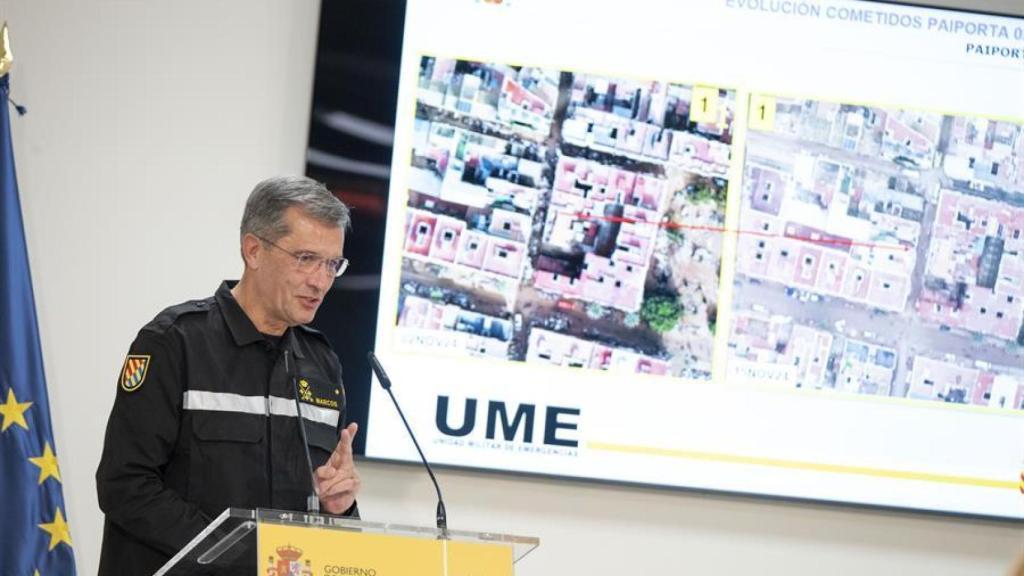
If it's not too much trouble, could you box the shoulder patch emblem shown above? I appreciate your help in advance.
[121,355,151,393]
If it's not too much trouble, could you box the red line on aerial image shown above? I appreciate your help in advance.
[569,212,911,252]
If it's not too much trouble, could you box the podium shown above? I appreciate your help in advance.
[153,508,539,576]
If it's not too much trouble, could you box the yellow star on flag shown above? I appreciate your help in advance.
[39,507,72,551]
[0,388,31,432]
[28,442,62,484]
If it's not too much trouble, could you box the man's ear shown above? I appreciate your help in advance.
[240,233,263,270]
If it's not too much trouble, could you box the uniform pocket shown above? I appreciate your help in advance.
[192,411,264,443]
[188,411,267,515]
[305,422,339,464]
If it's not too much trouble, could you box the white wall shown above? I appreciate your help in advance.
[0,0,1021,574]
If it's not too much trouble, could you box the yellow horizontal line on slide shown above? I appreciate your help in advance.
[588,441,1019,490]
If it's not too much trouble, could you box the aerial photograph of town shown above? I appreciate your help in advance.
[727,96,1024,411]
[396,57,733,380]
[391,57,1024,410]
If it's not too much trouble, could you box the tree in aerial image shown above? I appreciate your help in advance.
[642,295,682,334]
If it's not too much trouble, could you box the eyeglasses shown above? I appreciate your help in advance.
[253,234,350,277]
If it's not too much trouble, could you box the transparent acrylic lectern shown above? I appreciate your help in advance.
[153,508,539,576]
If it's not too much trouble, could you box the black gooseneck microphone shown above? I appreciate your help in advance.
[284,348,321,514]
[367,351,448,533]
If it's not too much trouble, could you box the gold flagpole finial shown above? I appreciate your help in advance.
[0,22,13,77]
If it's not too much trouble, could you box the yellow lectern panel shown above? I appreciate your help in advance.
[259,521,512,576]
[447,539,514,576]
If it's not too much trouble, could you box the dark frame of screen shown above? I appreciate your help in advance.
[304,0,1024,523]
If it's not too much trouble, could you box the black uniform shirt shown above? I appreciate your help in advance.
[96,281,354,576]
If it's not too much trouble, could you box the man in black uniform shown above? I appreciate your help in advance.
[96,176,361,575]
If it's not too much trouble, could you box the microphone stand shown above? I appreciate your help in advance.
[285,348,320,514]
[367,351,448,535]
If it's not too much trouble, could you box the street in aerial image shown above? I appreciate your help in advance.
[395,57,734,381]
[727,96,1024,411]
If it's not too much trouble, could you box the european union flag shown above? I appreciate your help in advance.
[0,73,77,574]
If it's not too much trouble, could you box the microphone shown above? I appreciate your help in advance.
[367,351,448,533]
[284,348,321,514]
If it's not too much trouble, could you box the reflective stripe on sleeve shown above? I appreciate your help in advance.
[182,390,339,428]
[182,390,266,415]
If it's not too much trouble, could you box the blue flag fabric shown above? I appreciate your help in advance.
[0,74,77,575]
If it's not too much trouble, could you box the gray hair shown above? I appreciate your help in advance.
[240,175,351,242]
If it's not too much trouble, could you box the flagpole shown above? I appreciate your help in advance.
[0,19,75,574]
[0,22,11,78]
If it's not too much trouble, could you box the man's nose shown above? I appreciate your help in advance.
[308,268,333,293]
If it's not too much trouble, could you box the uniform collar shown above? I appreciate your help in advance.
[216,281,305,357]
